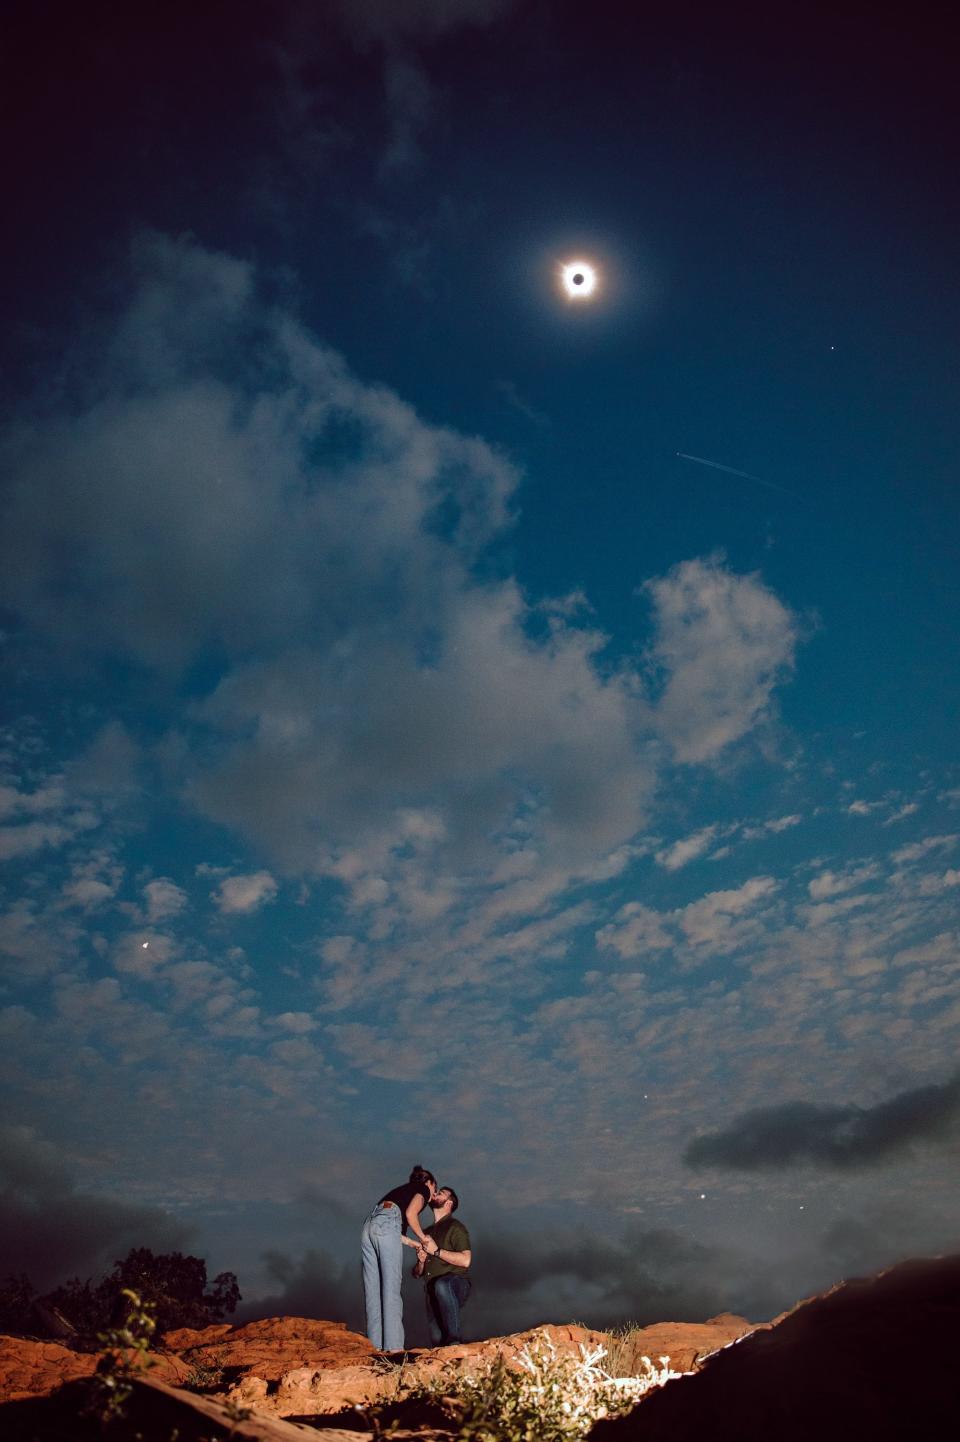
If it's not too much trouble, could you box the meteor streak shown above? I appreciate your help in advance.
[676,452,794,496]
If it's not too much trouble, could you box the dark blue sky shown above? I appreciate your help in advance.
[1,0,958,1340]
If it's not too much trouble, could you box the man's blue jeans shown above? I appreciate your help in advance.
[425,1272,471,1345]
[361,1203,404,1351]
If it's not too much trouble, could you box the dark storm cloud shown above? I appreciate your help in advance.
[819,1199,960,1281]
[240,1248,360,1328]
[238,1201,960,1341]
[242,1222,797,1343]
[684,1070,960,1172]
[330,0,515,49]
[0,1125,191,1289]
[488,1223,794,1336]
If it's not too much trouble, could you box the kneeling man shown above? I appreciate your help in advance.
[414,1185,472,1345]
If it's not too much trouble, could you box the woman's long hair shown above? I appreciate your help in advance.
[409,1164,436,1189]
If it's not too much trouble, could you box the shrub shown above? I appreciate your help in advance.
[398,1330,681,1442]
[184,1350,229,1393]
[85,1288,157,1424]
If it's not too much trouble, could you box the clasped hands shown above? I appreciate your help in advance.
[410,1235,438,1279]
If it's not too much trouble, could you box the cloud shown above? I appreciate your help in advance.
[807,863,879,900]
[644,556,800,763]
[240,1247,360,1327]
[883,801,920,826]
[242,1222,783,1339]
[214,872,280,915]
[0,232,818,1203]
[595,902,672,960]
[144,878,189,923]
[0,1124,191,1289]
[892,834,957,866]
[656,826,719,871]
[0,819,77,861]
[380,53,433,174]
[331,0,515,49]
[740,814,801,840]
[495,379,549,427]
[678,876,777,950]
[684,1070,960,1171]
[0,237,802,948]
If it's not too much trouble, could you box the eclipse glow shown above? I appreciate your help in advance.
[560,258,598,300]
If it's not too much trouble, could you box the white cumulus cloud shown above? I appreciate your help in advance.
[214,871,279,915]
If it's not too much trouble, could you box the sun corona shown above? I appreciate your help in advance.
[560,258,598,300]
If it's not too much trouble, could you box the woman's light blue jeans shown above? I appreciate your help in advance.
[361,1202,404,1351]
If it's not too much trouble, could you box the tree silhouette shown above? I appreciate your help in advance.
[26,1249,242,1339]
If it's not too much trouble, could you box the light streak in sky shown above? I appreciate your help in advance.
[676,452,794,496]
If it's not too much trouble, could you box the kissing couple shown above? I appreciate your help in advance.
[361,1164,472,1355]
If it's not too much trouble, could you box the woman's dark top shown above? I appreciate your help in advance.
[378,1180,431,1233]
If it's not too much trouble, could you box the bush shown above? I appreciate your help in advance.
[396,1330,681,1442]
[84,1288,157,1424]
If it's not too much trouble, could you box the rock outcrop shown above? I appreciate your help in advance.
[0,1371,346,1442]
[217,1318,756,1420]
[4,1256,958,1441]
[0,1335,99,1403]
[0,1313,755,1416]
[164,1316,377,1385]
[589,1254,960,1442]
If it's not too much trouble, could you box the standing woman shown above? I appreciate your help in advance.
[361,1164,439,1353]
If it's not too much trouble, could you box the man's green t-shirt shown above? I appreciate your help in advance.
[423,1216,471,1281]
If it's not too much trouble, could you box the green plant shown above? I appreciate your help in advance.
[220,1396,253,1425]
[85,1287,157,1424]
[392,1330,681,1442]
[184,1349,229,1393]
[596,1324,647,1377]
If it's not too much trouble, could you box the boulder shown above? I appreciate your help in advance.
[588,1254,960,1442]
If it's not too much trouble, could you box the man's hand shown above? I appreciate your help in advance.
[413,1247,427,1279]
[423,1236,439,1254]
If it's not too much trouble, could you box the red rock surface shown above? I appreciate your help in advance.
[588,1254,960,1442]
[163,1316,376,1382]
[227,1324,619,1418]
[0,1336,98,1403]
[0,1312,755,1413]
[608,1315,754,1375]
[0,1371,341,1442]
[226,1319,758,1419]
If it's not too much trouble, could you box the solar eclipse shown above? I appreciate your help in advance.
[560,258,598,300]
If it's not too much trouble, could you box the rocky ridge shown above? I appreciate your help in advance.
[4,1256,957,1442]
[0,1313,754,1413]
